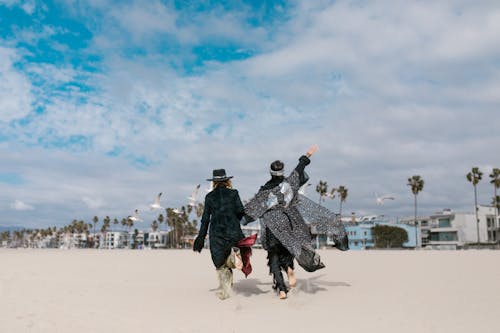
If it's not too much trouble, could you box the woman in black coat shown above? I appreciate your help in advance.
[193,169,247,299]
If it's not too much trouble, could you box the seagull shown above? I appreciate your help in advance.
[127,209,143,222]
[375,193,395,205]
[150,192,164,210]
[325,192,336,199]
[205,183,213,193]
[187,184,201,207]
[172,208,183,215]
[324,188,336,199]
[298,183,312,195]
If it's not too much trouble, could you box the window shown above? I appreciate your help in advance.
[430,231,457,242]
[438,218,451,228]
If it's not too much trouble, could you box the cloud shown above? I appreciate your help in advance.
[81,196,105,210]
[10,199,34,211]
[1,0,500,228]
[0,47,33,122]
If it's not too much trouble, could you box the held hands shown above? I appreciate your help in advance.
[306,144,318,157]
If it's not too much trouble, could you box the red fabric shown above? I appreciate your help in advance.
[236,234,258,277]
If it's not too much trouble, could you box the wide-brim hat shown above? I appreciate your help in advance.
[207,169,233,182]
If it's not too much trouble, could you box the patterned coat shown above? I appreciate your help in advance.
[198,187,246,268]
[245,170,325,272]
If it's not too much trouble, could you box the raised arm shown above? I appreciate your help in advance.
[294,145,318,184]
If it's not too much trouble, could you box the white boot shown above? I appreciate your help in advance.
[216,267,232,300]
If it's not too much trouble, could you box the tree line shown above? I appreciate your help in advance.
[314,166,500,246]
[0,203,204,249]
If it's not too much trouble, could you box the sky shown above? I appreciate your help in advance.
[1,0,499,229]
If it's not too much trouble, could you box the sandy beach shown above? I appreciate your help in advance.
[1,249,499,333]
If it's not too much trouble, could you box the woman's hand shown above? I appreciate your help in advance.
[306,145,318,157]
[193,235,205,252]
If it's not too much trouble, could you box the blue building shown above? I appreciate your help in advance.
[310,216,419,250]
[344,217,418,250]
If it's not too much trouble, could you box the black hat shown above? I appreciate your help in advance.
[207,169,233,182]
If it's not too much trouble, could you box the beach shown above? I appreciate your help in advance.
[1,249,499,333]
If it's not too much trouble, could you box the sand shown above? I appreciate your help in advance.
[1,248,499,333]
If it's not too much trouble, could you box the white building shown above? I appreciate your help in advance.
[102,231,129,249]
[59,232,87,249]
[147,231,169,249]
[404,206,499,250]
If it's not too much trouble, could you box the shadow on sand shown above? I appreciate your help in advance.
[232,278,272,297]
[230,274,350,297]
[295,274,350,294]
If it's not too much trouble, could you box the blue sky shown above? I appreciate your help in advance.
[1,0,500,229]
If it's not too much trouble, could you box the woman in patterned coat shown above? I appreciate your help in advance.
[244,145,324,299]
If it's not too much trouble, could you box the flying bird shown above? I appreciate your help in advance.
[127,209,143,222]
[298,183,312,195]
[187,184,201,207]
[375,193,395,205]
[150,192,164,210]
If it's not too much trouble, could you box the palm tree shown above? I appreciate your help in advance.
[166,208,174,247]
[466,167,483,243]
[337,185,348,218]
[0,231,10,246]
[195,202,204,219]
[133,229,139,249]
[92,216,99,248]
[316,180,328,205]
[100,216,111,248]
[113,218,119,232]
[491,195,500,211]
[158,214,164,231]
[103,215,110,232]
[489,168,500,240]
[407,175,424,248]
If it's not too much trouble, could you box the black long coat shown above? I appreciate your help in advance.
[198,187,246,268]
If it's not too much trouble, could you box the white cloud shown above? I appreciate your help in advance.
[82,196,105,210]
[0,47,33,122]
[1,0,500,228]
[10,200,34,211]
[0,0,36,14]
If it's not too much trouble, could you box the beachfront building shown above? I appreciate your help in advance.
[310,215,418,250]
[37,235,58,248]
[147,231,168,249]
[58,232,88,249]
[101,231,129,249]
[130,230,146,249]
[344,217,418,250]
[400,206,498,250]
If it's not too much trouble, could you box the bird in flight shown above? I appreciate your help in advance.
[172,208,183,215]
[187,184,201,207]
[150,192,164,210]
[127,209,143,222]
[375,193,395,205]
[298,183,312,195]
